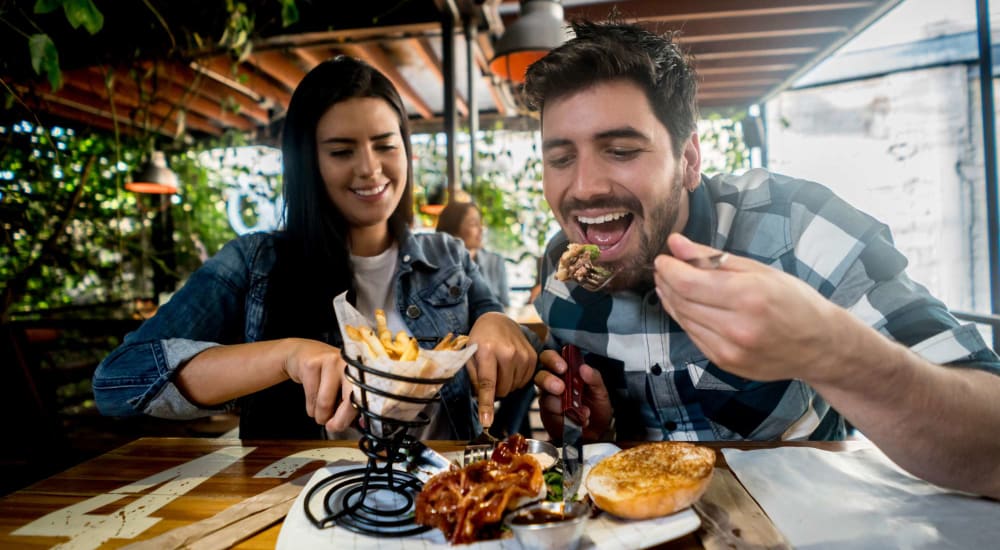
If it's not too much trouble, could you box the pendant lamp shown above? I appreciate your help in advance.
[126,150,179,194]
[489,0,571,84]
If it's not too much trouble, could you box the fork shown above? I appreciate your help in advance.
[462,429,500,465]
[578,252,729,292]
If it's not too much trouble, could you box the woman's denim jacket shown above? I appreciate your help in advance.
[92,230,506,439]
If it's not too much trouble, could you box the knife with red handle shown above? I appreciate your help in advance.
[561,344,585,504]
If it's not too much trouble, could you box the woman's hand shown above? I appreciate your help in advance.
[466,312,537,428]
[281,339,357,432]
[534,349,614,442]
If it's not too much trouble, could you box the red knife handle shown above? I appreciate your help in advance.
[561,344,584,414]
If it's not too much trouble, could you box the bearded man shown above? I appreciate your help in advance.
[528,20,1000,500]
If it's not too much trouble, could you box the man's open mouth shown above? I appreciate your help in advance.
[577,211,634,251]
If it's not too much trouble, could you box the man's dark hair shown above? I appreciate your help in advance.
[523,20,698,156]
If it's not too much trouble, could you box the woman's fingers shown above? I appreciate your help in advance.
[312,355,344,424]
[326,381,358,433]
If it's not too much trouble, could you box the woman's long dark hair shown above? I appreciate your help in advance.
[247,57,414,438]
[282,55,414,282]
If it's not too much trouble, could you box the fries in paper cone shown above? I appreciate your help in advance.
[333,292,477,424]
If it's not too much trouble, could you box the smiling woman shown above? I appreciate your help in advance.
[91,55,538,442]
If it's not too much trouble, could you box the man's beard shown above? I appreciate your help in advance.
[604,167,685,291]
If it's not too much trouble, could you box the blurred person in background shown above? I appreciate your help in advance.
[436,201,510,307]
[437,200,537,437]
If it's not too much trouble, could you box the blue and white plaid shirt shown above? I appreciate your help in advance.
[535,168,1000,442]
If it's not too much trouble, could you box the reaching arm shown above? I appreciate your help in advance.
[176,338,357,432]
[655,233,1000,499]
[808,312,1000,498]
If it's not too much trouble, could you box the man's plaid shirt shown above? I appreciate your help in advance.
[535,168,1000,442]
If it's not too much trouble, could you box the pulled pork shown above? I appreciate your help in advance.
[415,435,543,544]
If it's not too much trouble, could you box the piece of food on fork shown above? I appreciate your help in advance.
[555,243,616,290]
[556,243,731,292]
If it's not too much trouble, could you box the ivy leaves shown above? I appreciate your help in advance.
[279,0,299,28]
[28,34,61,90]
[29,0,104,91]
[35,0,104,34]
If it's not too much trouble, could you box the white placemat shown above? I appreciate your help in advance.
[277,443,700,549]
[723,446,1000,549]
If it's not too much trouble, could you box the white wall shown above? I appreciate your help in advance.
[765,65,990,313]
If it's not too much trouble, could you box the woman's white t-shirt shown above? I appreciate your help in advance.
[328,243,450,440]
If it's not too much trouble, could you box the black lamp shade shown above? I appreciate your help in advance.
[126,150,179,194]
[489,0,571,84]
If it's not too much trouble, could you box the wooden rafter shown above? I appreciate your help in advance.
[21,86,183,137]
[293,47,330,71]
[72,67,255,132]
[58,78,224,136]
[154,63,271,125]
[247,50,308,91]
[410,38,469,117]
[338,43,435,119]
[193,57,293,111]
[552,0,879,22]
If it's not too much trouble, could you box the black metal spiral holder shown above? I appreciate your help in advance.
[304,353,453,537]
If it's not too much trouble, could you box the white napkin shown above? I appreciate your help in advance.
[722,446,1000,549]
[276,443,700,550]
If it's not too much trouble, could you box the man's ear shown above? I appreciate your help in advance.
[681,132,702,191]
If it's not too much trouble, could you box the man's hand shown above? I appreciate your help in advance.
[466,312,537,428]
[534,349,614,442]
[653,233,846,384]
[281,339,357,432]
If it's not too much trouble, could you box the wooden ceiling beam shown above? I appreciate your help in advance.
[23,87,183,137]
[248,50,308,91]
[294,47,332,71]
[338,43,435,119]
[254,22,440,50]
[194,57,293,111]
[19,97,139,136]
[698,87,771,100]
[58,79,224,137]
[554,0,879,22]
[698,77,782,90]
[637,6,873,37]
[697,64,799,77]
[150,63,271,125]
[410,38,469,117]
[685,35,826,56]
[70,68,255,132]
[678,26,845,44]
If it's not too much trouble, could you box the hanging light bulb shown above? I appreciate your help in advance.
[489,0,572,84]
[126,150,179,194]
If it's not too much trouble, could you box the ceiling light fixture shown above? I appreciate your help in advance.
[126,150,179,194]
[489,0,571,84]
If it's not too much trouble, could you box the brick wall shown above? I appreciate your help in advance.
[765,65,991,313]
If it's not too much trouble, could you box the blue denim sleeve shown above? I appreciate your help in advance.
[92,237,259,419]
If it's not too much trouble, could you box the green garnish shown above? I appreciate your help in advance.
[544,469,563,502]
[580,245,613,277]
[581,244,601,260]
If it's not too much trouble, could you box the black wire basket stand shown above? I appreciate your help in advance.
[303,353,453,537]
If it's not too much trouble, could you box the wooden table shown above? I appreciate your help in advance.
[0,437,871,549]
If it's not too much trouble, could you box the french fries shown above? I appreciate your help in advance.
[345,309,470,361]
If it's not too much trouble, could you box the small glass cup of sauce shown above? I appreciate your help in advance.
[505,500,589,550]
